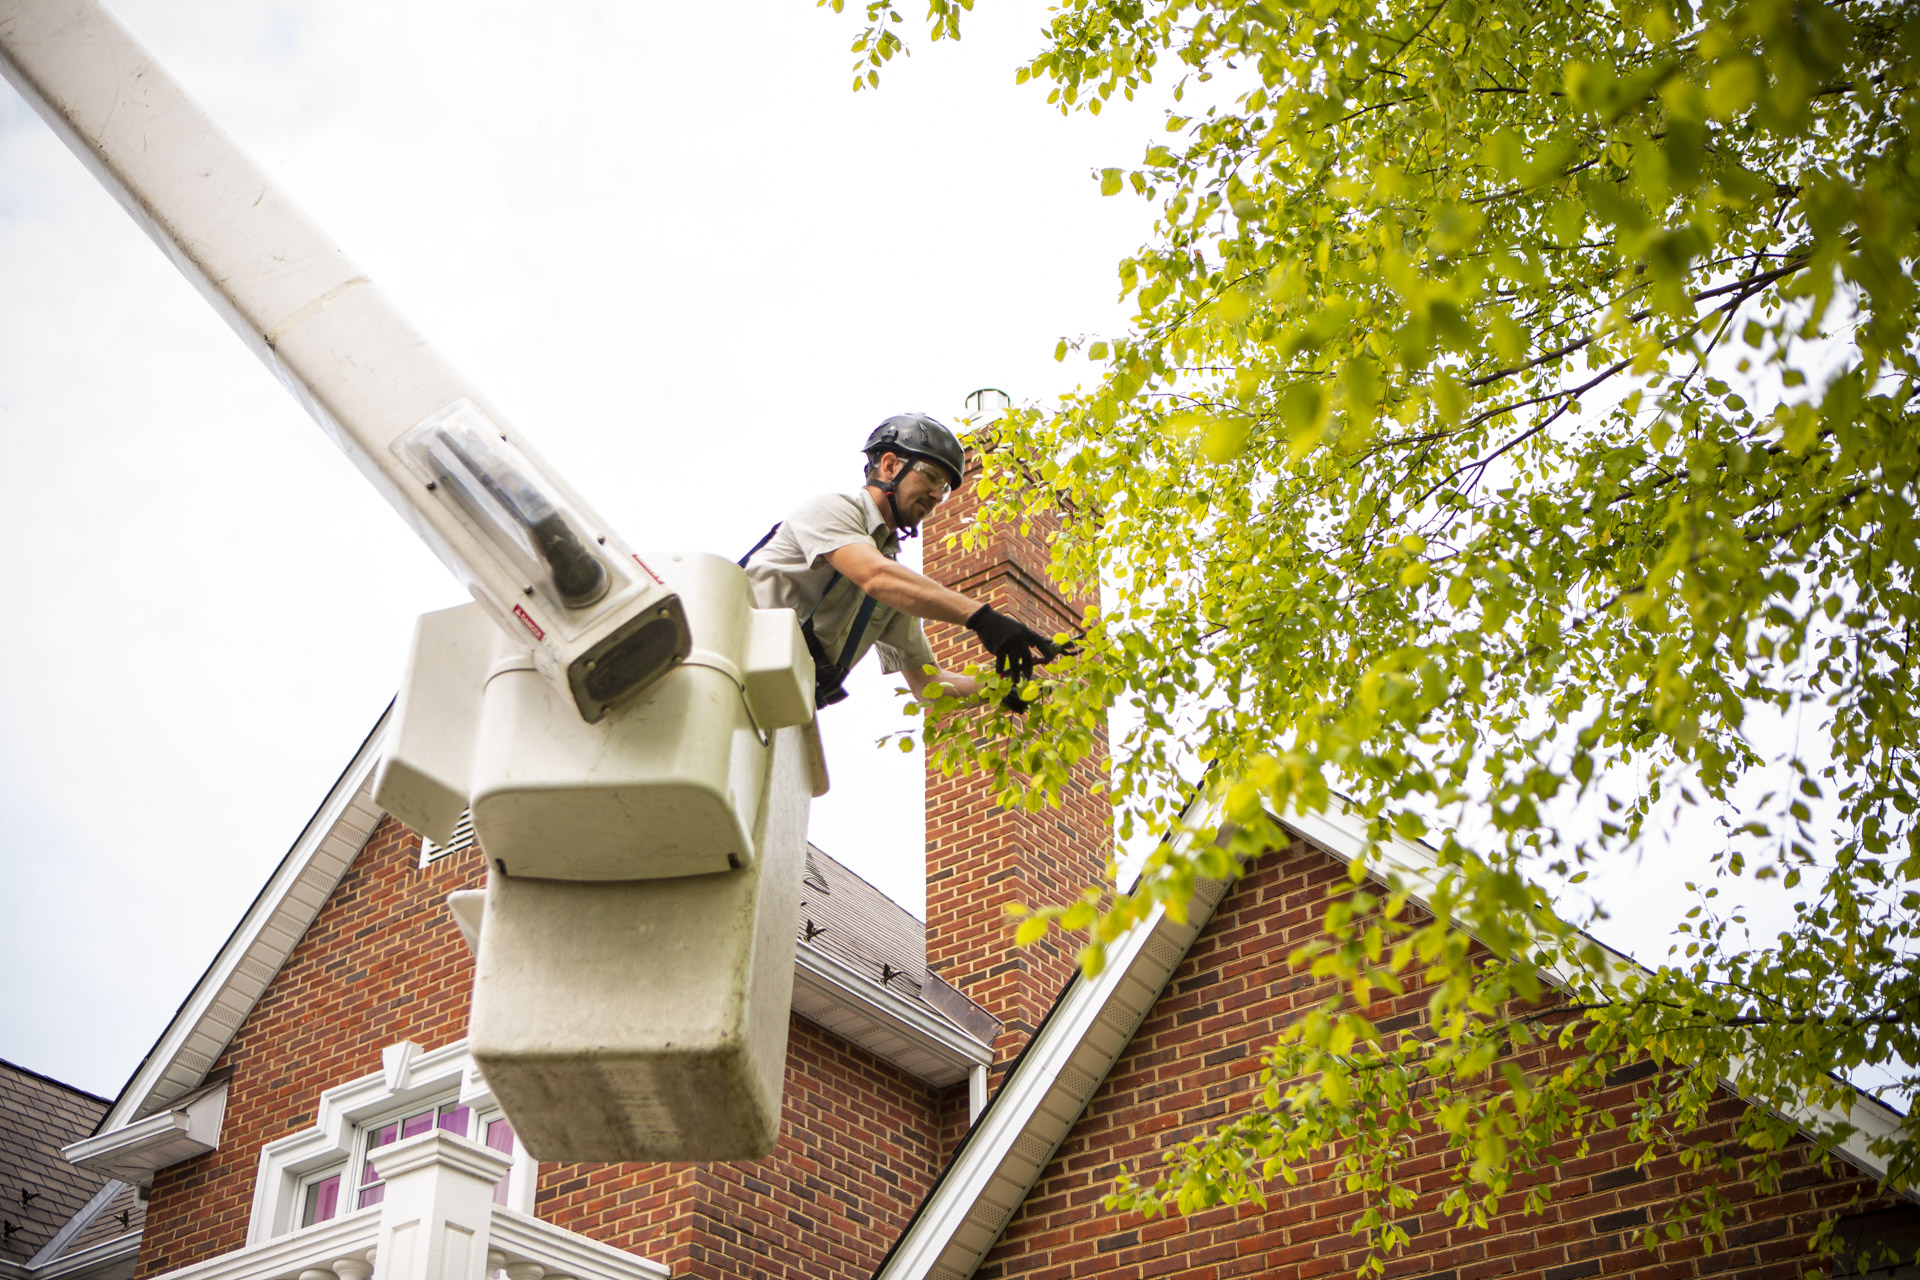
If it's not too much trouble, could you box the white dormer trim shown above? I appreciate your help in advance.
[245,1039,535,1246]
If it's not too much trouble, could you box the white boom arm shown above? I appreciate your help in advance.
[0,0,688,722]
[3,0,832,1163]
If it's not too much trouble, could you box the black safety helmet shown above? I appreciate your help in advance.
[863,413,966,491]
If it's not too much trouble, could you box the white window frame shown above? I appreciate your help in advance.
[248,1039,536,1244]
[295,1163,348,1229]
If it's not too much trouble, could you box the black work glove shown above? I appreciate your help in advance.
[966,605,1061,688]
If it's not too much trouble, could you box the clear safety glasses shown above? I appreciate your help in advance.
[909,458,953,498]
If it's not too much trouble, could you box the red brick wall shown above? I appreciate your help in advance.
[535,1015,947,1280]
[978,838,1891,1280]
[921,452,1112,1077]
[135,818,951,1280]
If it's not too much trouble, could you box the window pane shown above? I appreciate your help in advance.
[358,1183,386,1210]
[486,1117,514,1206]
[302,1174,341,1228]
[438,1104,471,1135]
[400,1109,436,1140]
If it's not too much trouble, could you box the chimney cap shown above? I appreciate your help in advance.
[964,388,1011,419]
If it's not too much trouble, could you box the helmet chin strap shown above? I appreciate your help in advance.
[875,455,920,539]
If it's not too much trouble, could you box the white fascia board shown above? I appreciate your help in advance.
[99,712,392,1135]
[793,944,995,1078]
[878,814,1230,1280]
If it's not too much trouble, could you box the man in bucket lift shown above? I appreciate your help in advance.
[742,414,1066,711]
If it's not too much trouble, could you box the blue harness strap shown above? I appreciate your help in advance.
[806,571,880,670]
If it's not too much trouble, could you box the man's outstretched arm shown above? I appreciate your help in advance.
[826,541,976,623]
[828,540,1064,689]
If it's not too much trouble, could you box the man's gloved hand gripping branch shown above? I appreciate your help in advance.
[740,413,1074,714]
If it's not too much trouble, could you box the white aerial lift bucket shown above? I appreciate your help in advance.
[377,553,826,1162]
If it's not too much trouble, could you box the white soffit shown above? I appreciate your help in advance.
[793,943,993,1088]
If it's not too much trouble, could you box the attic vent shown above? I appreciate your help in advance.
[421,809,476,865]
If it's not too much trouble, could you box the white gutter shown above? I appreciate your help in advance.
[793,943,995,1083]
[0,1233,142,1280]
[65,1083,228,1182]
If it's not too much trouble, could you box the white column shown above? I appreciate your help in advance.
[368,1132,512,1280]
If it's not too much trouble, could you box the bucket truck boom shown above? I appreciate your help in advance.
[0,0,825,1162]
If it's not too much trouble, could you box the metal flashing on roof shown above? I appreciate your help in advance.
[0,1232,141,1280]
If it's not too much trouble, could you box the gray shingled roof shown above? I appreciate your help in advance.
[0,1060,143,1266]
[796,846,999,1045]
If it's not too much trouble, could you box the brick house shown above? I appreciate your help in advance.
[52,464,1912,1280]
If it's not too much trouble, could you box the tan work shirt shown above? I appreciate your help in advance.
[743,490,937,676]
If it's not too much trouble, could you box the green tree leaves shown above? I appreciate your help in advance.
[822,0,1919,1266]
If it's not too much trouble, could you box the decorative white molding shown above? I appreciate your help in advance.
[382,1042,423,1093]
[246,1041,535,1247]
[159,1210,380,1280]
[486,1208,670,1280]
[128,1187,668,1280]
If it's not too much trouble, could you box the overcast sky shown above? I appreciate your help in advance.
[0,0,1165,1096]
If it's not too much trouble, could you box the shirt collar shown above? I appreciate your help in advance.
[855,488,898,553]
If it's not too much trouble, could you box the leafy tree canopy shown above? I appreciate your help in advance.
[827,0,1918,1266]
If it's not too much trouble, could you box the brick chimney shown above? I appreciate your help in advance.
[921,399,1111,1078]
